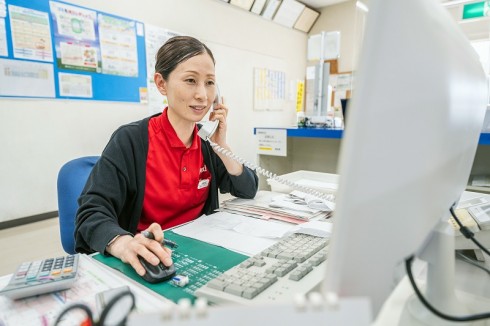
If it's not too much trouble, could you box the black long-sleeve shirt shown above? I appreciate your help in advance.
[75,114,258,254]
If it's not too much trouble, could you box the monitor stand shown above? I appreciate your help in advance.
[407,221,474,325]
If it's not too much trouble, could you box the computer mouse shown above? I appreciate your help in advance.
[138,256,176,284]
[138,230,176,283]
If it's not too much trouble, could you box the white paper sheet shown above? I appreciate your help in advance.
[287,220,334,238]
[172,212,295,256]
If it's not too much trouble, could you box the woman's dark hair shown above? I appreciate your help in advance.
[155,36,215,80]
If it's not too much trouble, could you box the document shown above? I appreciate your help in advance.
[172,212,295,256]
[220,191,333,223]
[172,212,334,256]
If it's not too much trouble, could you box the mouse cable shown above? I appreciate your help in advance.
[450,206,490,257]
[405,255,490,322]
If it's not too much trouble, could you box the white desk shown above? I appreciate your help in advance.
[3,190,490,325]
[374,258,490,325]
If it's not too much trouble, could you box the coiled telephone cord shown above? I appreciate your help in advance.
[208,139,335,202]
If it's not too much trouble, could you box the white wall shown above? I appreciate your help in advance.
[0,0,307,222]
[309,0,358,73]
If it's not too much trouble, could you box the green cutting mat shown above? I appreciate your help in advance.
[93,231,248,303]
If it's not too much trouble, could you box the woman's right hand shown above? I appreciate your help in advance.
[107,225,173,276]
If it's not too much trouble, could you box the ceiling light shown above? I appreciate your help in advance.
[356,1,368,12]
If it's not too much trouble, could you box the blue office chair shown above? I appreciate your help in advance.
[57,156,99,254]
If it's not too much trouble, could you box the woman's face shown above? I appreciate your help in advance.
[155,53,216,125]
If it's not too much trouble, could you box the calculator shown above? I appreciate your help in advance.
[0,254,79,300]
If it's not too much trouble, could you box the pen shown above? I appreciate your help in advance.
[163,239,179,249]
[142,231,179,248]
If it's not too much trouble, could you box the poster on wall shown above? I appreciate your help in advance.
[0,0,5,55]
[58,72,92,97]
[145,24,179,115]
[50,1,99,72]
[0,58,55,97]
[9,4,53,62]
[0,1,5,17]
[0,19,8,56]
[253,67,286,111]
[98,14,138,77]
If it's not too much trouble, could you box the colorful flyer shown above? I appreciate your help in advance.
[98,14,138,77]
[8,5,53,62]
[50,1,100,72]
[0,19,7,56]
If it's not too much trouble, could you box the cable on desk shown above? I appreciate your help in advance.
[450,206,490,257]
[405,255,490,322]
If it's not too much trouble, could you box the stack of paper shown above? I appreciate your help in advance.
[218,191,333,224]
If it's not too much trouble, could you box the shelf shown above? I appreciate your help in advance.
[254,128,490,145]
[254,127,343,139]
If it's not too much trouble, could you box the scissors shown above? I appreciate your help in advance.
[53,288,135,326]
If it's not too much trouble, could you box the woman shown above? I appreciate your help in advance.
[75,36,258,277]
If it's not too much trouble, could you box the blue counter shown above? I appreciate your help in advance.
[254,127,490,145]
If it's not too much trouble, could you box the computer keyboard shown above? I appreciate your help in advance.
[195,233,329,305]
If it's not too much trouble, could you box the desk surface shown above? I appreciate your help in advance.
[374,258,490,326]
[3,191,490,325]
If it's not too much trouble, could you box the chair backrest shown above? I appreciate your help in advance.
[57,156,99,254]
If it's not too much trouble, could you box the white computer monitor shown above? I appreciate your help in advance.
[323,0,488,319]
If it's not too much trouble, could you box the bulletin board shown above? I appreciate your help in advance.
[0,0,147,102]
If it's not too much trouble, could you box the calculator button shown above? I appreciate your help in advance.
[39,276,53,281]
[19,262,31,269]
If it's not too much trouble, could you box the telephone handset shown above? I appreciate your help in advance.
[197,88,221,141]
[197,88,335,206]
